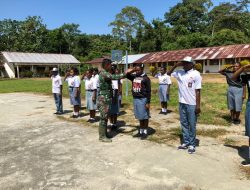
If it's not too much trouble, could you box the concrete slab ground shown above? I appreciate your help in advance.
[0,93,250,190]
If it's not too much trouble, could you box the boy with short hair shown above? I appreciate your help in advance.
[51,68,63,114]
[168,56,202,154]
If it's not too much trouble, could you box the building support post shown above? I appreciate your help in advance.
[17,65,19,79]
[203,60,205,74]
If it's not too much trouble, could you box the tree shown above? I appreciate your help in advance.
[17,16,48,52]
[236,0,250,12]
[164,0,213,33]
[60,23,81,52]
[46,29,68,53]
[109,6,146,52]
[208,2,250,37]
[0,19,22,51]
[209,29,248,46]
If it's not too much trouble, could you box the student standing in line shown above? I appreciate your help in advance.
[117,68,123,111]
[65,67,81,118]
[168,56,202,154]
[158,66,172,114]
[109,65,120,130]
[51,67,63,114]
[218,63,246,124]
[126,64,151,140]
[83,69,97,122]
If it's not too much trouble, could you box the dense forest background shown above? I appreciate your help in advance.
[0,0,250,62]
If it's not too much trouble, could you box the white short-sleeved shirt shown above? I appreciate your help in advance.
[93,74,100,88]
[66,76,80,88]
[158,73,172,85]
[84,77,97,90]
[112,80,119,90]
[171,69,202,105]
[51,74,62,94]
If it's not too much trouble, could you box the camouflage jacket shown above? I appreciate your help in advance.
[99,70,124,98]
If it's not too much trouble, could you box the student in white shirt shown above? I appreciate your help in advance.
[83,69,97,122]
[51,68,63,114]
[65,67,81,118]
[92,68,100,108]
[158,67,172,114]
[168,56,202,154]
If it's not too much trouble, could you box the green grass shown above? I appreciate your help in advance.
[0,77,242,126]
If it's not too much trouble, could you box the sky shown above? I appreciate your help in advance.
[1,0,234,35]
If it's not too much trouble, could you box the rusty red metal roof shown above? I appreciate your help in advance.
[85,56,110,64]
[134,44,250,64]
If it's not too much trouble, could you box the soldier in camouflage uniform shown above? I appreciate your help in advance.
[98,58,133,142]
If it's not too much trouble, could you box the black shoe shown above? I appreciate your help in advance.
[54,112,59,115]
[233,119,241,125]
[71,115,78,118]
[241,160,250,166]
[178,144,189,150]
[140,133,148,140]
[111,124,118,130]
[133,132,142,138]
[87,118,95,123]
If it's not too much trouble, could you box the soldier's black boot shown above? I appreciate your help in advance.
[99,125,112,143]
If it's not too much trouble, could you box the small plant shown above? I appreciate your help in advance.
[194,63,202,72]
[20,70,33,78]
[149,66,157,76]
[222,64,233,70]
[240,59,250,66]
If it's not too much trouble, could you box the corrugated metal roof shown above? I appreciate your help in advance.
[120,53,148,64]
[1,52,80,64]
[134,44,250,64]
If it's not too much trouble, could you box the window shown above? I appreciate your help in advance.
[224,58,234,64]
[209,59,219,65]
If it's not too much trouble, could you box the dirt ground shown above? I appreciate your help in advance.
[1,93,250,190]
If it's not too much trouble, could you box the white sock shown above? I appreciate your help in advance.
[144,129,147,134]
[163,108,166,112]
[161,108,164,112]
[139,129,143,134]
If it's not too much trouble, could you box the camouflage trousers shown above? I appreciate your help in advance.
[98,95,111,138]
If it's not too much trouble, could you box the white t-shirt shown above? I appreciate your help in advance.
[112,80,119,90]
[171,69,202,105]
[84,77,97,90]
[51,74,62,94]
[92,74,100,88]
[158,73,172,85]
[66,76,80,88]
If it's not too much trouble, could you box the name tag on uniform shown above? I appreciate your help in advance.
[188,82,192,88]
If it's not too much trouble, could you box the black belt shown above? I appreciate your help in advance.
[86,89,94,91]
